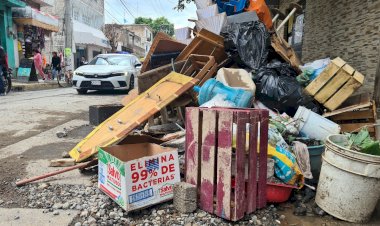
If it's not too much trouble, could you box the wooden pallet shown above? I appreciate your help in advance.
[305,57,365,111]
[324,94,378,137]
[185,107,269,221]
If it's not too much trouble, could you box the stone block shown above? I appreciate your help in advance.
[174,182,197,201]
[173,182,197,213]
[89,104,123,126]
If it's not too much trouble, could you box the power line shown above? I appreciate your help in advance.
[105,8,122,24]
[119,0,135,18]
[106,1,124,19]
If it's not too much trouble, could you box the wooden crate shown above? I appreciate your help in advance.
[185,107,269,221]
[324,94,378,137]
[305,57,365,111]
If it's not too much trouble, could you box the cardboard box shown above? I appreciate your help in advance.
[98,143,180,211]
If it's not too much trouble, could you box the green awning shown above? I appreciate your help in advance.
[6,0,26,8]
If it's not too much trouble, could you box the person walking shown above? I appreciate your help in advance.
[0,45,7,96]
[51,52,61,80]
[33,49,46,81]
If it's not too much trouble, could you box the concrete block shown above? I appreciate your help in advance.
[89,104,123,126]
[174,182,197,201]
[174,199,197,213]
[173,182,197,213]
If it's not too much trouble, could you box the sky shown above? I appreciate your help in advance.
[104,0,197,29]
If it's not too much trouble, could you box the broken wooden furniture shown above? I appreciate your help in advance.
[323,94,378,137]
[141,32,187,73]
[138,55,218,127]
[138,61,186,94]
[185,107,269,221]
[305,57,365,111]
[69,72,198,162]
[176,29,228,67]
[271,33,302,73]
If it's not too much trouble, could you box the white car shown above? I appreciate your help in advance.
[72,54,141,94]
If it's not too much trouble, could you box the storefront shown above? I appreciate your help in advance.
[0,0,26,69]
[73,20,110,69]
[12,6,58,80]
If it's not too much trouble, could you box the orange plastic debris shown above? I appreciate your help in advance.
[245,0,273,30]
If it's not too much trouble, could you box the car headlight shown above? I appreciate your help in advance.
[74,72,83,76]
[124,72,129,76]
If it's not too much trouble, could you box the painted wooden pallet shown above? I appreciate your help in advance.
[185,107,269,221]
[305,57,365,111]
[69,72,198,162]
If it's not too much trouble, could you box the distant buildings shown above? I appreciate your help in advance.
[123,24,153,57]
[42,0,110,69]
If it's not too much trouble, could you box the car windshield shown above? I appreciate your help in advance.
[88,55,138,67]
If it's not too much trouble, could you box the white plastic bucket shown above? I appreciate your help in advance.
[294,106,341,140]
[316,134,380,223]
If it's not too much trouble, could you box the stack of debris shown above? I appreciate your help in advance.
[16,0,380,224]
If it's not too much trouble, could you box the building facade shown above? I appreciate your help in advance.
[108,24,145,57]
[42,0,110,69]
[274,0,380,97]
[0,0,26,69]
[124,24,153,56]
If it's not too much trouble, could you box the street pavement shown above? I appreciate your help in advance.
[0,88,125,225]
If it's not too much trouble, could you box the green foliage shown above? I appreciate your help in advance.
[348,128,380,156]
[134,16,174,36]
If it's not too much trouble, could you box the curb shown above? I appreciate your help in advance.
[11,82,60,92]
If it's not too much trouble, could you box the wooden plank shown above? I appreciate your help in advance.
[257,110,269,208]
[330,109,374,121]
[340,123,376,133]
[246,112,259,214]
[185,108,201,186]
[305,57,346,96]
[216,110,233,220]
[323,102,372,117]
[271,34,302,73]
[199,110,217,213]
[315,64,355,104]
[69,72,198,162]
[233,111,249,221]
[324,71,365,111]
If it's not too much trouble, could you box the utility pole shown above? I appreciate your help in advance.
[64,0,73,71]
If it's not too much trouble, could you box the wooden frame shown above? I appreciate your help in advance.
[185,107,269,221]
[141,32,186,73]
[176,29,228,66]
[69,72,198,162]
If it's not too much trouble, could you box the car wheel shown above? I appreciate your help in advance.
[77,89,88,94]
[129,74,135,90]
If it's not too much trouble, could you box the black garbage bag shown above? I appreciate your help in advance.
[253,61,321,116]
[221,20,270,71]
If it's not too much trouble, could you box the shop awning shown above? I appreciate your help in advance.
[5,0,26,8]
[12,6,59,32]
[73,20,111,49]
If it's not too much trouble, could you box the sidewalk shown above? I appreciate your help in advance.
[11,80,60,92]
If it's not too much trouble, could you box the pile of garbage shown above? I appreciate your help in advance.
[16,0,380,224]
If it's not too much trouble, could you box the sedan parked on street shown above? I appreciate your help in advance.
[72,54,141,94]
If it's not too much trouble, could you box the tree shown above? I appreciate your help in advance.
[175,0,194,11]
[103,24,122,53]
[134,17,175,36]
